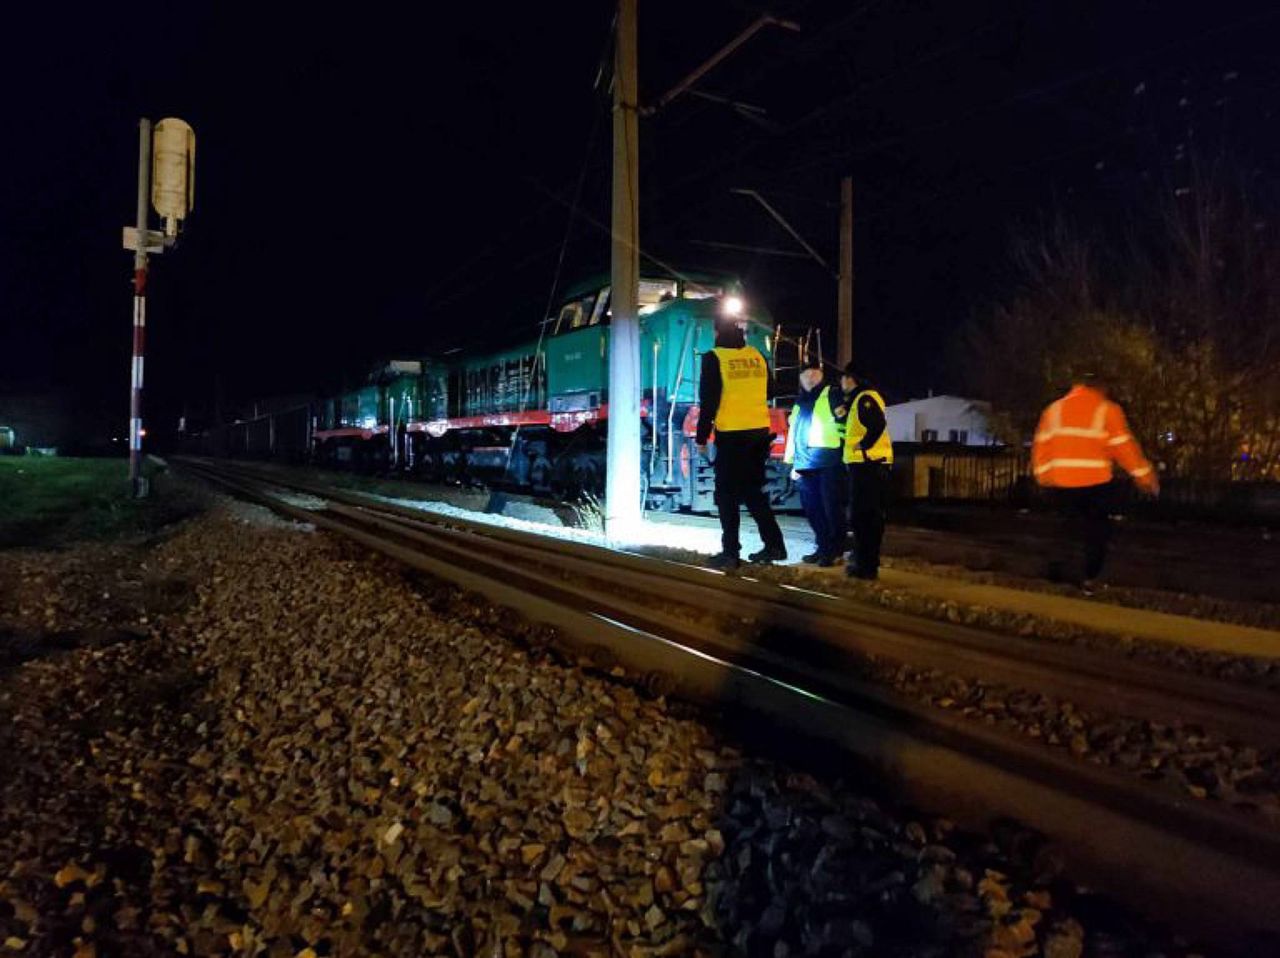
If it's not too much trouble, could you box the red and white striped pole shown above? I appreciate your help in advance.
[129,119,152,497]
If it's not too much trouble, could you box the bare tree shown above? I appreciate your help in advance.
[958,163,1280,483]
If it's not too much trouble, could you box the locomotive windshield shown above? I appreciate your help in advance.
[557,293,599,330]
[556,276,729,332]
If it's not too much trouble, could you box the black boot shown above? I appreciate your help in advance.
[707,552,741,572]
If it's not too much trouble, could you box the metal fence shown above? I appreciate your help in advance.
[936,448,1031,501]
[912,446,1280,522]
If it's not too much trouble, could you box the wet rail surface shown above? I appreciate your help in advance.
[176,456,1280,952]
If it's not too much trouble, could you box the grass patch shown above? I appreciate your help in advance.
[0,457,207,548]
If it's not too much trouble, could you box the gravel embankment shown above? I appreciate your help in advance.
[611,550,1280,824]
[620,543,1280,693]
[269,483,1280,825]
[248,465,1280,631]
[0,504,1212,956]
[865,659,1280,823]
[328,484,1280,687]
[864,551,1280,633]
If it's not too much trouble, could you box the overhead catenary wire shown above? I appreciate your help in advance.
[504,16,615,479]
[527,176,773,336]
[416,11,619,318]
[655,0,893,138]
[644,13,1010,217]
[408,4,1277,436]
[648,5,1280,253]
[421,9,1033,339]
[776,6,1280,179]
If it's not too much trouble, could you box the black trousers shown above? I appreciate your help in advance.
[1051,485,1114,582]
[796,465,846,558]
[847,463,889,574]
[713,429,785,556]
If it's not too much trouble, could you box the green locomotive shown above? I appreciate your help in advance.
[305,269,796,512]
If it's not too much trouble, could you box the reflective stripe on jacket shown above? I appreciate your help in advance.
[784,385,843,467]
[844,388,894,464]
[710,346,771,432]
[1032,385,1156,490]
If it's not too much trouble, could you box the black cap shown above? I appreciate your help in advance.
[842,362,861,379]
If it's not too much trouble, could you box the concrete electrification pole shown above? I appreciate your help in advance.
[605,0,642,541]
[837,176,853,368]
[603,7,796,537]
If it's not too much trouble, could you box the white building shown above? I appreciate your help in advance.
[886,394,995,446]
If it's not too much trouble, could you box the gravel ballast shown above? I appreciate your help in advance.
[0,505,1217,956]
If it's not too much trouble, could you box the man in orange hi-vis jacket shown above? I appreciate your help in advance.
[1032,377,1160,589]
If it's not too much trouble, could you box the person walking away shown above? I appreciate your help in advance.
[783,364,846,566]
[696,316,787,571]
[1032,376,1159,591]
[841,365,894,580]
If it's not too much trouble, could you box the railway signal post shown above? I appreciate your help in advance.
[121,117,195,497]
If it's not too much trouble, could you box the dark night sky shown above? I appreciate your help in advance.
[2,1,1278,441]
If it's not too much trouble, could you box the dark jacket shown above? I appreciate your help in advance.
[790,381,845,471]
[841,385,887,459]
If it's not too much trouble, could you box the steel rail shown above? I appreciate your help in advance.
[339,498,1280,744]
[177,458,1280,950]
[180,459,1280,746]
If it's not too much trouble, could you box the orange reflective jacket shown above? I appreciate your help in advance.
[1032,385,1157,492]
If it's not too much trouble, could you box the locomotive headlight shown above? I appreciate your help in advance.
[721,295,744,317]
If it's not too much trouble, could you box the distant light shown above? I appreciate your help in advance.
[139,428,147,438]
[722,295,744,317]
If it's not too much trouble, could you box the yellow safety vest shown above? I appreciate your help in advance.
[843,388,894,464]
[784,386,844,463]
[711,346,771,432]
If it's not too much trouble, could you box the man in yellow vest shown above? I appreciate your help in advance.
[840,364,894,580]
[784,364,847,566]
[696,317,787,571]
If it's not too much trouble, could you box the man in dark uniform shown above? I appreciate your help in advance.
[696,316,787,571]
[839,364,894,580]
[784,364,847,566]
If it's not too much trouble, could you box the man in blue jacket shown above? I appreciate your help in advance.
[783,364,847,566]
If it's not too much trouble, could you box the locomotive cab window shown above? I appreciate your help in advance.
[558,291,605,331]
[638,278,678,314]
[589,288,609,326]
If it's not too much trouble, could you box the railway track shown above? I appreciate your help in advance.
[176,456,1280,952]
